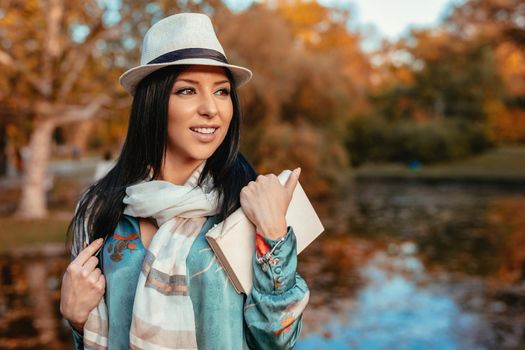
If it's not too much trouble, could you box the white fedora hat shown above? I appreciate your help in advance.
[119,13,253,95]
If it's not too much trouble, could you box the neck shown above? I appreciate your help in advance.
[159,151,204,185]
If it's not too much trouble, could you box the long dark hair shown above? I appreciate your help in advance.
[66,64,257,257]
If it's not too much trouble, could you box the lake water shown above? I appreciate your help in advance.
[1,180,524,349]
[297,180,525,350]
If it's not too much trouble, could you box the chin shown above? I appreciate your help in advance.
[196,142,224,160]
[191,149,218,162]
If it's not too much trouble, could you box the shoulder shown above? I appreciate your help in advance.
[103,215,142,264]
[113,214,140,238]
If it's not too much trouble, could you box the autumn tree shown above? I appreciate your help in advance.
[215,1,370,195]
[1,0,370,211]
[444,0,524,47]
[351,0,525,164]
[0,0,227,218]
[444,0,525,143]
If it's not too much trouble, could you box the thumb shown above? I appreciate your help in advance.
[284,167,301,196]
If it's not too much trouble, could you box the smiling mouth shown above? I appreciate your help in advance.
[190,127,218,134]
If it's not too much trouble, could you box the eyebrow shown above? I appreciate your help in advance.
[175,78,230,85]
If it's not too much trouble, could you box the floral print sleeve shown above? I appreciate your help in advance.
[67,215,144,350]
[244,226,310,350]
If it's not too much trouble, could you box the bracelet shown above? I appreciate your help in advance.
[255,232,287,271]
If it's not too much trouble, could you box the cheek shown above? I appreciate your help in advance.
[224,101,234,127]
[168,101,185,124]
[221,111,234,140]
[168,123,184,140]
[167,103,191,136]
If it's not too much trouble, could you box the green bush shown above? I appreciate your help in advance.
[346,116,493,166]
[345,115,390,166]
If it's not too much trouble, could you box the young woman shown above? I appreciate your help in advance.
[60,13,309,350]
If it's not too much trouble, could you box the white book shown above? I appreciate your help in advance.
[205,169,325,294]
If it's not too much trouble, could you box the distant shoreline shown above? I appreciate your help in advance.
[353,146,525,187]
[354,174,525,189]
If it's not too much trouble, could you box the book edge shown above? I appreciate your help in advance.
[205,234,247,294]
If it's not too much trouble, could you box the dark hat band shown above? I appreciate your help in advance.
[147,48,228,65]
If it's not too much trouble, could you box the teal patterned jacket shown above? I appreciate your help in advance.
[69,214,309,349]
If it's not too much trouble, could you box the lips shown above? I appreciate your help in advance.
[190,127,217,134]
[189,126,219,142]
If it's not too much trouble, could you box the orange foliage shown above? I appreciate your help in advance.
[276,0,331,48]
[495,42,525,96]
[486,100,525,144]
[256,121,349,197]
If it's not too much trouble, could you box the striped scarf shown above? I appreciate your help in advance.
[83,163,219,349]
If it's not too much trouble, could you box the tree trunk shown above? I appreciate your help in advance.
[16,119,55,218]
[68,119,95,156]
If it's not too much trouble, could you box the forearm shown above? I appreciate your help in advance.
[244,226,310,349]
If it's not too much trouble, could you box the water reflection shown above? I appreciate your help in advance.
[1,181,524,348]
[296,180,525,349]
[344,181,525,282]
[299,246,493,349]
[0,246,71,349]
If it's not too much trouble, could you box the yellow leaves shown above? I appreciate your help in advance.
[494,42,525,96]
[486,101,525,144]
[486,96,525,144]
[394,67,414,86]
[275,0,354,52]
[278,0,329,32]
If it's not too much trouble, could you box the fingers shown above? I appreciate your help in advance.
[73,238,104,265]
[246,168,301,195]
[77,256,99,283]
[95,274,106,291]
[82,256,99,272]
[284,167,301,195]
[87,268,102,284]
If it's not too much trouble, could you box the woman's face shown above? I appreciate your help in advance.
[166,65,233,167]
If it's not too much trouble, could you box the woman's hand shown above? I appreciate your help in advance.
[60,238,106,331]
[240,168,301,240]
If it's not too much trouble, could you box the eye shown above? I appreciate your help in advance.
[215,88,230,96]
[175,87,195,95]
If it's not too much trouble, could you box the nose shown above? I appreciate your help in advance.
[198,91,219,119]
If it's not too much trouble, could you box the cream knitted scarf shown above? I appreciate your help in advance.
[83,162,219,349]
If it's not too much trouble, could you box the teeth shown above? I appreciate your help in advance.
[191,127,216,134]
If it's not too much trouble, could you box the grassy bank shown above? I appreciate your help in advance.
[0,215,70,253]
[354,147,525,183]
